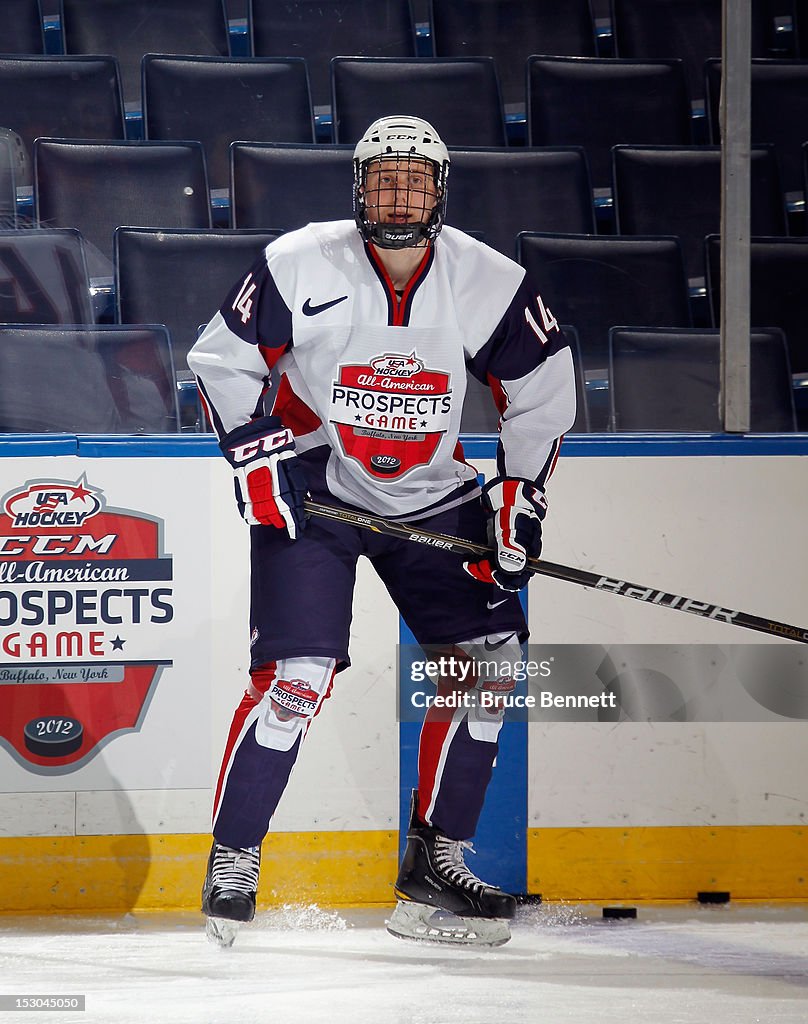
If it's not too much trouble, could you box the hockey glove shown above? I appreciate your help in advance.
[464,478,546,592]
[219,415,308,538]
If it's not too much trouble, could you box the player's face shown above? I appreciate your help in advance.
[362,157,438,226]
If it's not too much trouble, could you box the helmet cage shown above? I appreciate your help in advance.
[352,140,450,247]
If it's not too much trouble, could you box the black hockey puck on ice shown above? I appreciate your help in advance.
[602,906,637,919]
[23,716,84,757]
[697,891,731,904]
[514,893,543,906]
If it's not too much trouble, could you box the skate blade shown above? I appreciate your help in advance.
[386,900,511,947]
[205,916,241,948]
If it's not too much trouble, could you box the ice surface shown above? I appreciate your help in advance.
[0,903,807,1024]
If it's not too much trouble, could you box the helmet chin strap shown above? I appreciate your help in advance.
[368,221,432,250]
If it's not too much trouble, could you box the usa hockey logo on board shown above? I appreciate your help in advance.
[329,351,453,478]
[0,475,173,774]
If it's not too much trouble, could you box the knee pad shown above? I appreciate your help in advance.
[250,656,336,751]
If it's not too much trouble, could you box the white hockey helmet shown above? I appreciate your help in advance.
[352,115,450,248]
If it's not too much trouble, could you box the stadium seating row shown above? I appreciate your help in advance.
[3,52,808,234]
[3,135,804,295]
[3,50,808,151]
[0,227,803,434]
[3,0,804,113]
[0,1,804,437]
[0,319,794,436]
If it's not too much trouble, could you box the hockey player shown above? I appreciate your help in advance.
[188,114,576,948]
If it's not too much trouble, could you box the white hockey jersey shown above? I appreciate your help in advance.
[188,221,576,518]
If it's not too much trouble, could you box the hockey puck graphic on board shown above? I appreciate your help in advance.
[370,454,401,475]
[697,891,731,904]
[23,716,84,757]
[602,906,637,920]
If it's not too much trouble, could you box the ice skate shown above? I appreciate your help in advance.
[201,841,260,948]
[387,793,516,947]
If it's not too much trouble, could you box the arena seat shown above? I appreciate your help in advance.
[331,57,507,146]
[516,232,692,374]
[611,0,771,118]
[34,139,211,274]
[0,325,181,434]
[0,56,125,186]
[527,56,692,194]
[609,326,797,432]
[612,145,786,294]
[60,0,231,113]
[706,234,808,374]
[430,0,596,113]
[705,58,808,209]
[142,55,315,194]
[250,0,417,115]
[447,147,594,257]
[114,227,283,370]
[230,142,354,229]
[0,228,93,324]
[0,0,45,55]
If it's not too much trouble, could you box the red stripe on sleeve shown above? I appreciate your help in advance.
[486,373,508,416]
[271,372,322,436]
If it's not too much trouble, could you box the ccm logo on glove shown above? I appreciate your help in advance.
[226,427,294,463]
[219,416,308,538]
[464,477,546,592]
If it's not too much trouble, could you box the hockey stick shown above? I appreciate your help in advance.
[304,499,808,644]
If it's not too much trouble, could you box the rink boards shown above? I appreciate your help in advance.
[0,434,806,911]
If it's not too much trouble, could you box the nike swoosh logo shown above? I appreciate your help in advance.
[302,295,348,316]
[483,632,517,651]
[486,598,508,610]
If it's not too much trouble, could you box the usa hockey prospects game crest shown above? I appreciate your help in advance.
[0,476,173,774]
[330,351,452,478]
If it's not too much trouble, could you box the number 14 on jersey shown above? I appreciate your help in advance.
[232,273,257,325]
[524,294,559,344]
